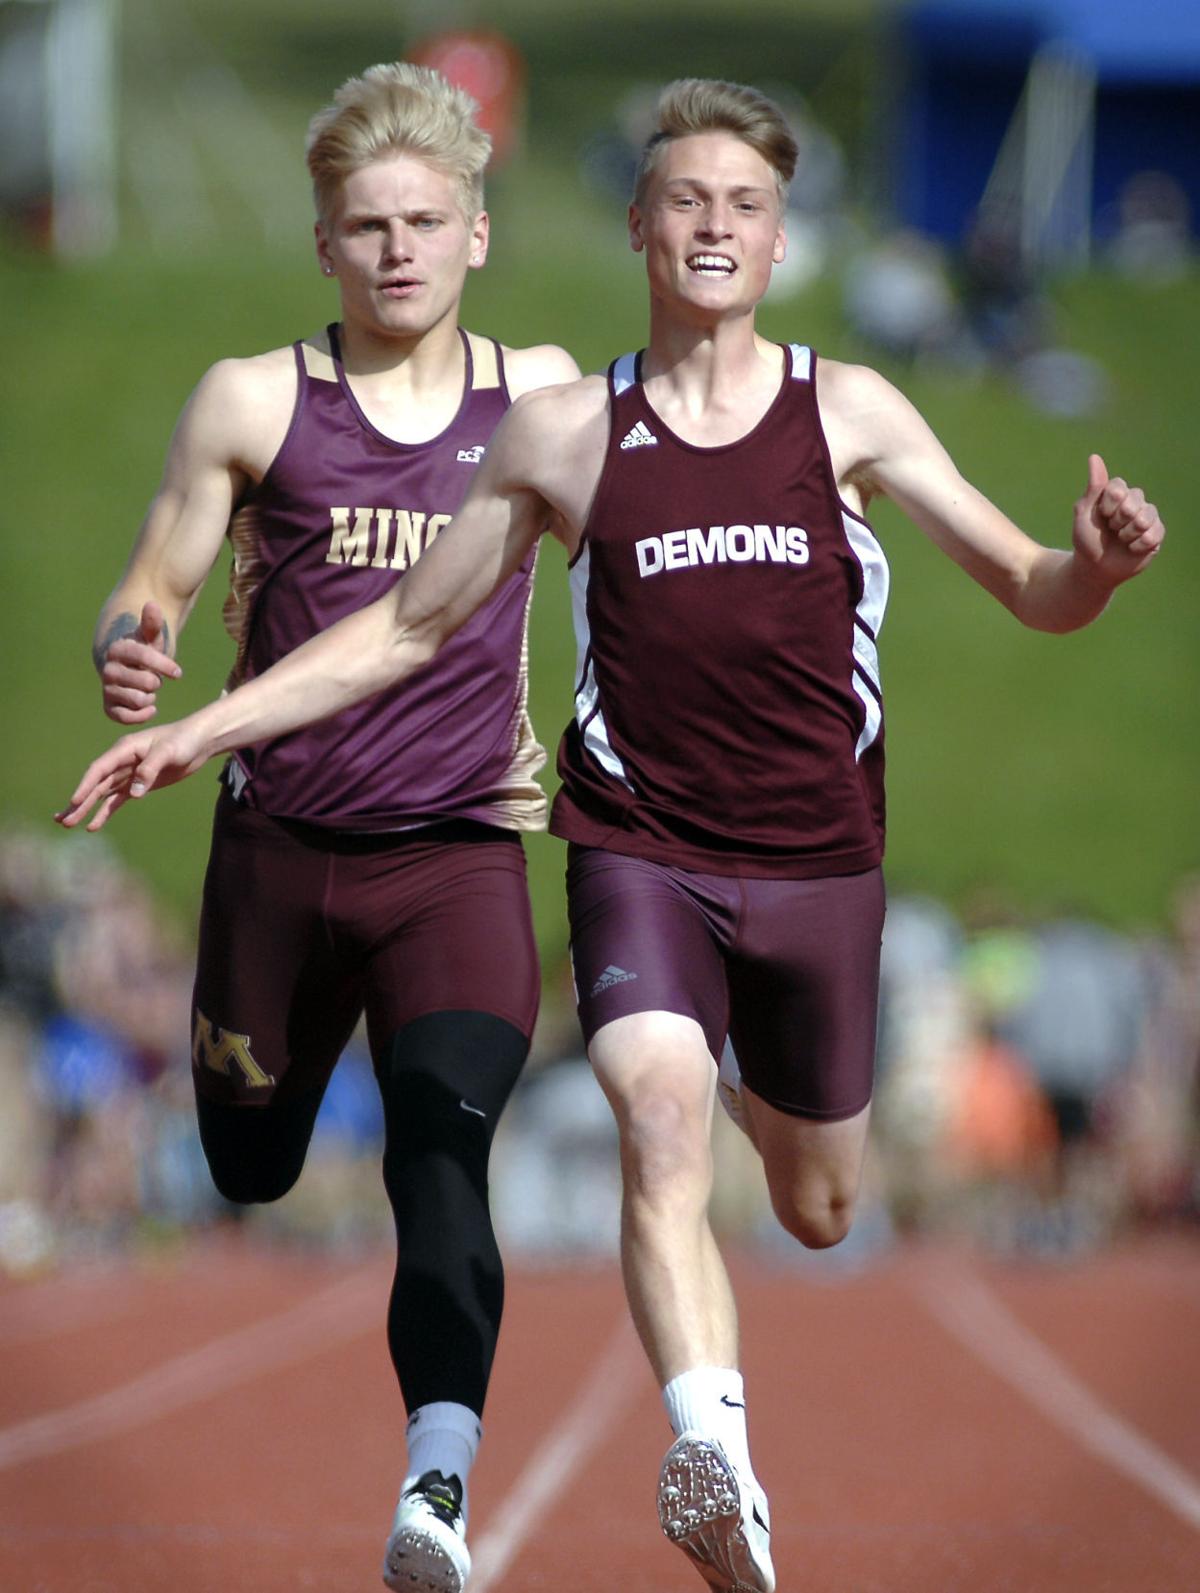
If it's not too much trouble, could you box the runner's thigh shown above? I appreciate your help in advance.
[727,867,885,1120]
[192,792,363,1107]
[567,845,729,1057]
[358,831,540,1056]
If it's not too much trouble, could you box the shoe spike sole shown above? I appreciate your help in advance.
[658,1435,771,1593]
[382,1528,466,1593]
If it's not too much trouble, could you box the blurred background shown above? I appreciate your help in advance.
[1,0,1197,1273]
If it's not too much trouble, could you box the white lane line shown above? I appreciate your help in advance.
[916,1262,1200,1533]
[469,1314,644,1592]
[0,1266,382,1471]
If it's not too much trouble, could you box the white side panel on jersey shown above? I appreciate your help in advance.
[568,546,635,790]
[612,353,638,396]
[569,544,593,695]
[788,344,813,382]
[843,511,890,759]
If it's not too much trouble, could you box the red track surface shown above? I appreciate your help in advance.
[2,1233,1198,1591]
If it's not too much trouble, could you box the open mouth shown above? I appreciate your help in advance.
[686,253,736,277]
[380,277,420,296]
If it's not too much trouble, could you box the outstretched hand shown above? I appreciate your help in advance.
[1072,454,1164,585]
[100,600,183,723]
[55,717,213,832]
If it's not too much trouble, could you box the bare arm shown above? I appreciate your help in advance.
[821,362,1164,632]
[93,353,294,720]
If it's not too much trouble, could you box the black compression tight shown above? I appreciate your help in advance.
[196,1084,325,1204]
[377,1010,529,1416]
[194,1009,528,1415]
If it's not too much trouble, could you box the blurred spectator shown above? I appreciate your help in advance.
[959,899,1039,1028]
[1014,348,1110,420]
[944,1019,1057,1185]
[843,229,964,364]
[872,895,968,1229]
[1004,916,1145,1152]
[577,84,653,206]
[957,202,1109,418]
[0,1008,52,1213]
[0,828,72,1023]
[1108,876,1200,1221]
[877,892,965,1075]
[491,1056,621,1258]
[1105,171,1191,286]
[959,202,1049,367]
[0,828,222,1267]
[938,1016,1063,1253]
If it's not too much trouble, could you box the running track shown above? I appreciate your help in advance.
[2,1234,1197,1591]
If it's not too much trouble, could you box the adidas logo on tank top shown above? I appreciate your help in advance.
[619,420,658,450]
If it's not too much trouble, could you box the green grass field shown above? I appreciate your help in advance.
[2,0,1196,968]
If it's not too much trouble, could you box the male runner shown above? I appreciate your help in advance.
[87,62,576,1593]
[64,79,1164,1593]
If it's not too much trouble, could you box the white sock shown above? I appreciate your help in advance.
[662,1367,756,1483]
[403,1402,482,1526]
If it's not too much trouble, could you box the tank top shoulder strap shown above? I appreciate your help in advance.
[462,329,512,403]
[293,324,344,389]
[609,350,640,398]
[786,343,814,383]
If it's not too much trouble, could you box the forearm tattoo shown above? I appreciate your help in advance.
[93,611,172,673]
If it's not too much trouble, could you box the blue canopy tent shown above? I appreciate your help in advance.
[892,0,1200,253]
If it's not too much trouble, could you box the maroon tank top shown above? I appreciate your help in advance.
[221,326,545,831]
[550,344,888,877]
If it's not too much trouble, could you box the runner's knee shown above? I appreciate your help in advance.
[195,1089,323,1204]
[376,1012,528,1159]
[617,1086,713,1206]
[767,1172,857,1249]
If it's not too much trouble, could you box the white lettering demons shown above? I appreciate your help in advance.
[635,524,810,578]
[326,508,452,570]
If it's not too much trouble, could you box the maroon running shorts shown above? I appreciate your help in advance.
[191,789,539,1105]
[566,844,884,1121]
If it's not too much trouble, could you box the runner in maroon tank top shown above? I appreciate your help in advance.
[64,79,1166,1593]
[81,63,577,1593]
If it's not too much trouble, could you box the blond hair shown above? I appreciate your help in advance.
[305,62,490,222]
[633,79,798,207]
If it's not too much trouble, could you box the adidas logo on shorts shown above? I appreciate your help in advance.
[591,964,638,995]
[619,421,658,450]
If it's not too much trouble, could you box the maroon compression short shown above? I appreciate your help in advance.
[191,789,539,1105]
[566,844,884,1121]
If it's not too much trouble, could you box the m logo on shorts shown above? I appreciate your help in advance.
[590,964,638,996]
[192,1009,275,1089]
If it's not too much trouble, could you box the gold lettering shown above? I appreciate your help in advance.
[371,509,394,568]
[192,1009,275,1089]
[324,508,454,572]
[391,510,428,571]
[325,507,373,566]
